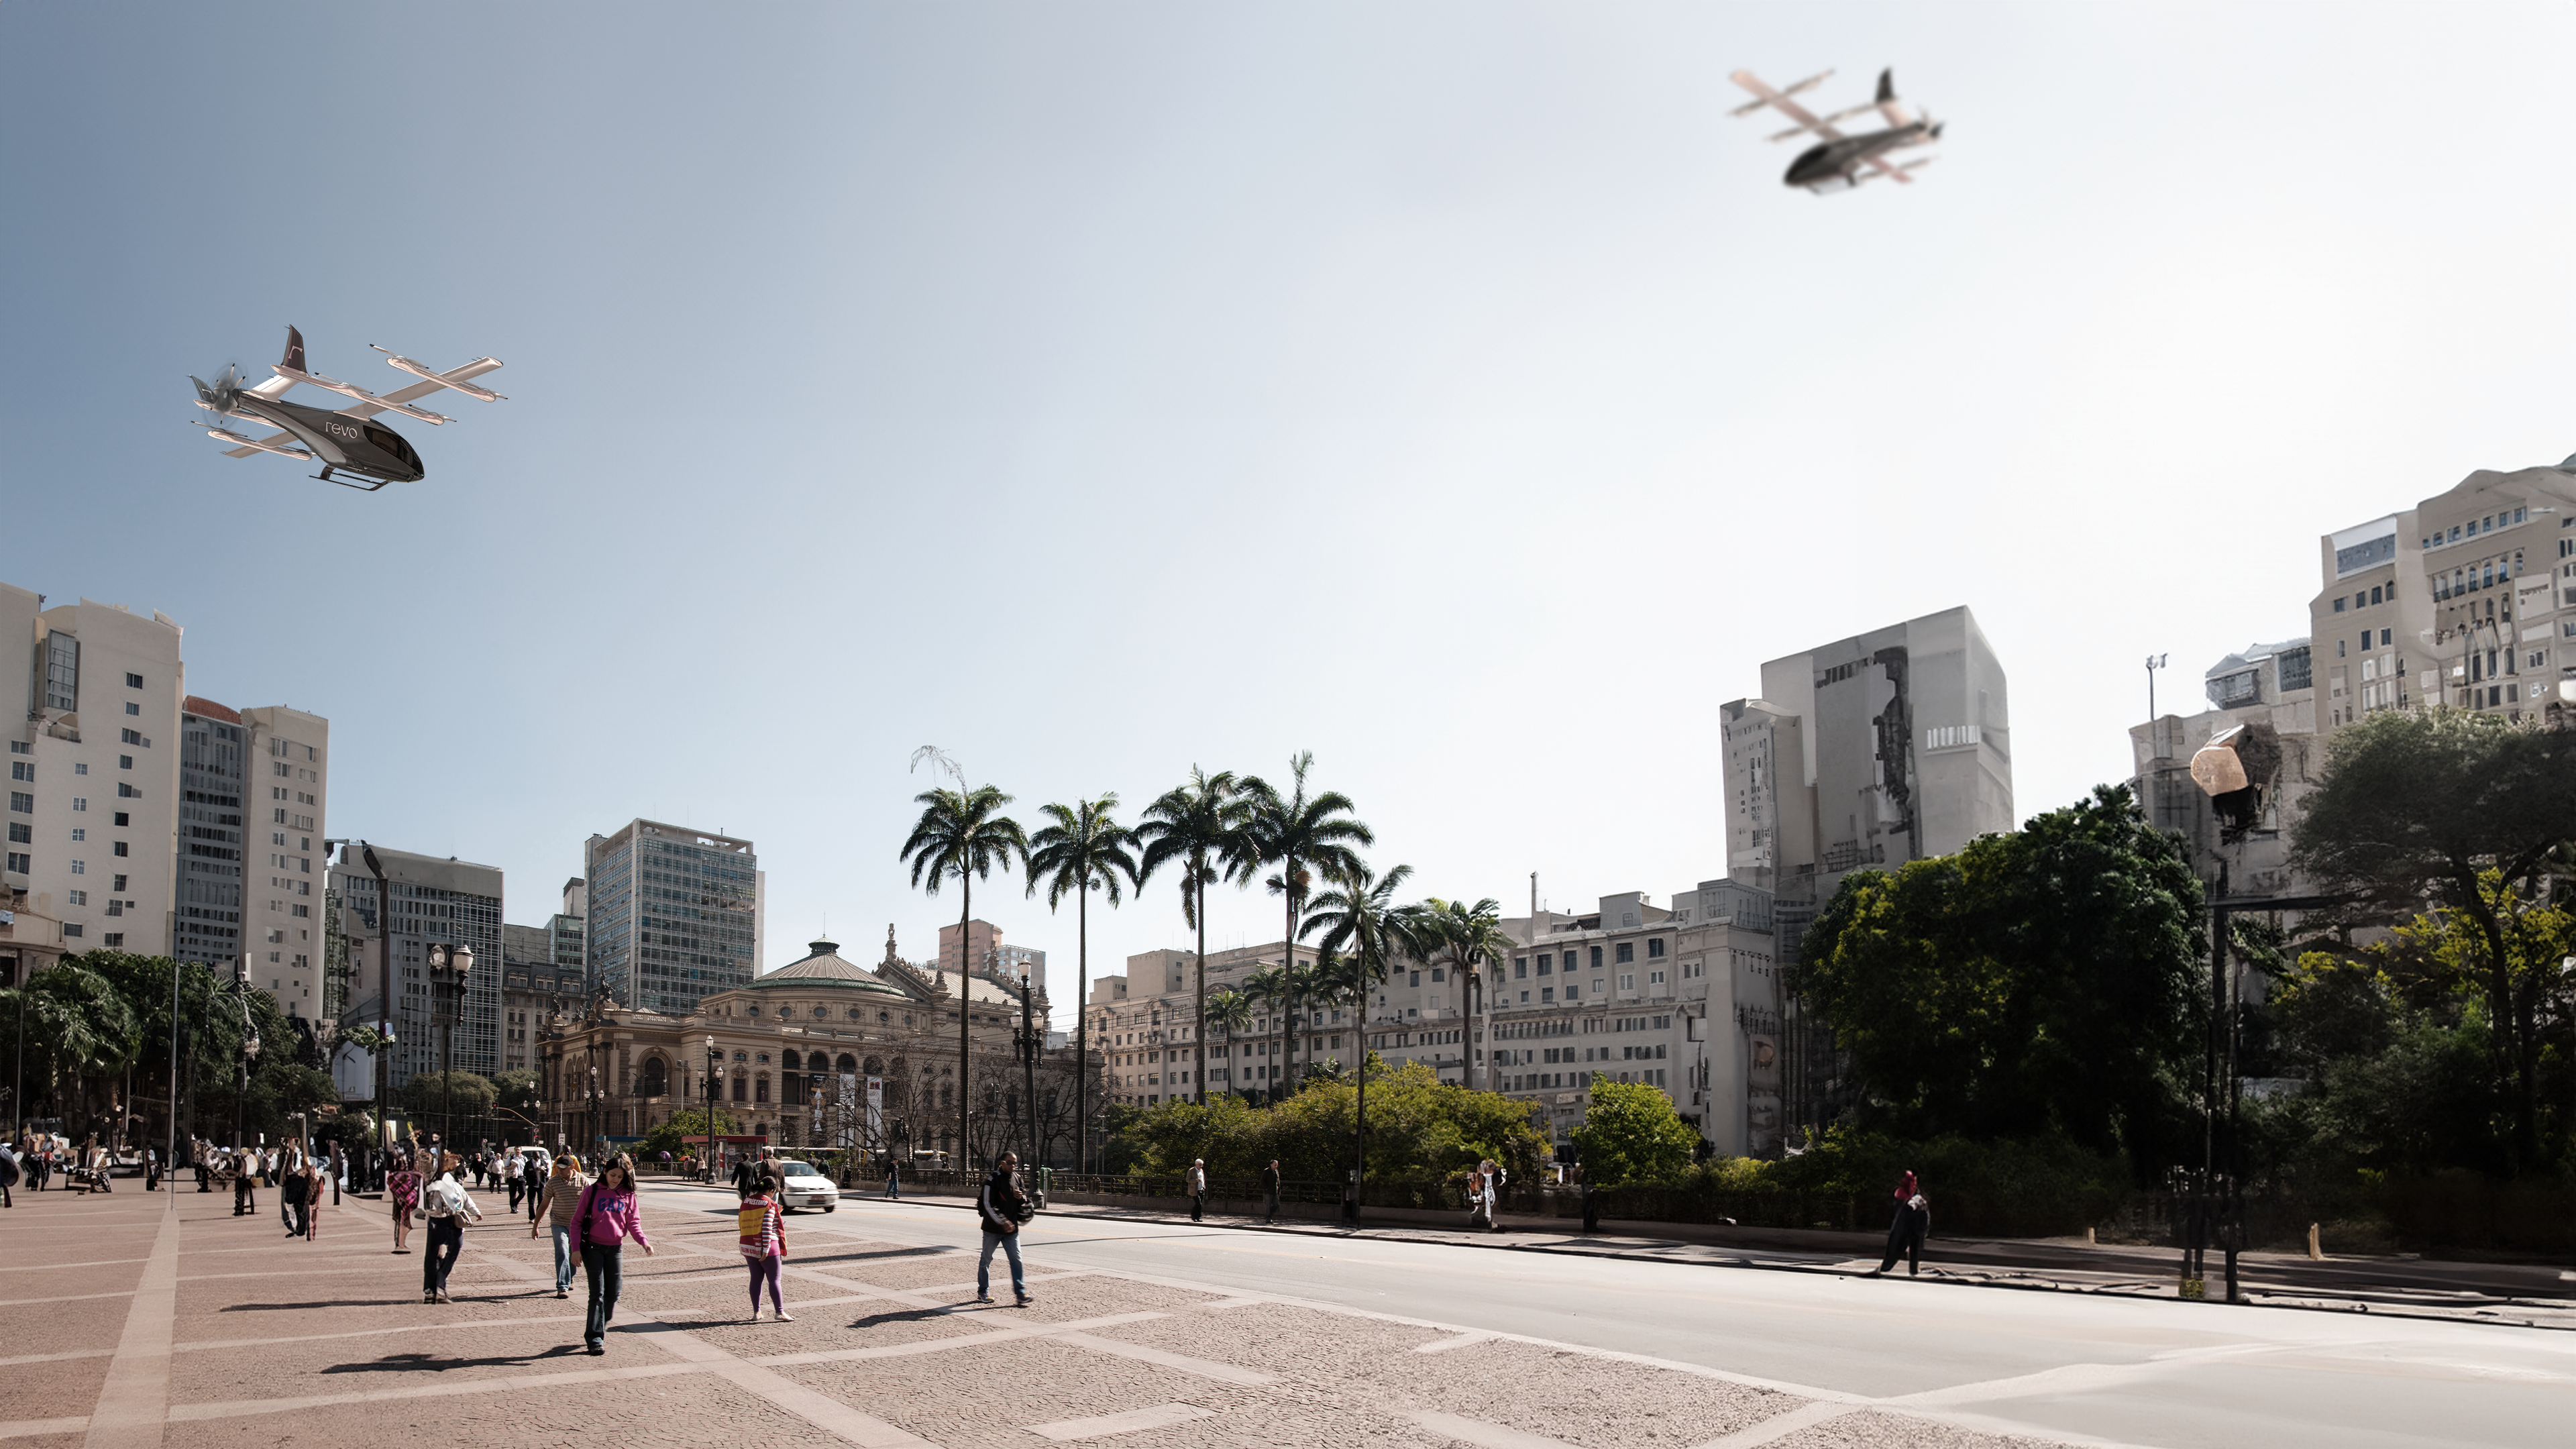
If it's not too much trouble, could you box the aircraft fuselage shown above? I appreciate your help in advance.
[1785,122,1931,191]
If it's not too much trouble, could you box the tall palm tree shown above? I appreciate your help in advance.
[1303,860,1426,1214]
[1135,767,1250,1106]
[1239,753,1371,1095]
[1203,987,1253,1098]
[1026,795,1138,1173]
[1238,964,1289,1102]
[899,784,1027,1171]
[1422,896,1513,1091]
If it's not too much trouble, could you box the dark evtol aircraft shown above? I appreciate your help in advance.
[1728,68,1943,193]
[191,327,505,489]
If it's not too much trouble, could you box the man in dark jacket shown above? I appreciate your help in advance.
[1260,1160,1282,1224]
[975,1152,1034,1306]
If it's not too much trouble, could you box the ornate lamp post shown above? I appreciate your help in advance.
[229,957,262,1217]
[425,941,476,1146]
[1011,969,1042,1167]
[702,1033,720,1182]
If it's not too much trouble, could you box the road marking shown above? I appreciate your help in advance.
[164,1361,704,1421]
[751,1312,1173,1368]
[1051,1331,1274,1386]
[0,1257,150,1273]
[1686,1403,1856,1449]
[0,1290,137,1307]
[0,1349,115,1367]
[1405,1411,1587,1449]
[1026,1403,1214,1441]
[80,1197,179,1449]
[0,1417,92,1440]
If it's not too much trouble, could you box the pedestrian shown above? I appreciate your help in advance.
[420,1150,482,1303]
[0,1137,18,1208]
[504,1151,525,1212]
[231,1148,258,1217]
[1876,1170,1930,1278]
[387,1140,422,1255]
[144,1144,160,1191]
[526,1155,545,1226]
[194,1139,211,1193]
[1260,1159,1281,1224]
[531,1153,590,1298]
[1464,1166,1489,1232]
[738,1172,791,1322]
[1186,1158,1208,1222]
[574,1155,653,1355]
[885,1158,900,1200]
[975,1151,1034,1306]
[731,1152,757,1197]
[329,1143,344,1205]
[299,1159,325,1242]
[280,1157,310,1238]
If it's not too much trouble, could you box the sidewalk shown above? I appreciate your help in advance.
[852,1185,2576,1330]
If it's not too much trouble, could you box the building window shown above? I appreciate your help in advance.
[124,672,142,688]
[1647,938,1666,958]
[1589,947,1603,970]
[4,853,27,873]
[62,924,81,938]
[67,890,86,906]
[103,932,122,948]
[2332,597,2346,612]
[123,702,139,716]
[1513,957,1526,978]
[70,859,84,875]
[112,841,127,857]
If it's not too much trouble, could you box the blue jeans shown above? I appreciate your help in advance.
[550,1223,576,1291]
[977,1230,1025,1299]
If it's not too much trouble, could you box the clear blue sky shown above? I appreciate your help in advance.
[7,4,2572,1025]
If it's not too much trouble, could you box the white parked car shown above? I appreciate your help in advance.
[775,1159,838,1213]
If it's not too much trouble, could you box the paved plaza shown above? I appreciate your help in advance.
[1,1180,2567,1449]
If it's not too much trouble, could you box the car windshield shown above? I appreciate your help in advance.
[782,1163,817,1177]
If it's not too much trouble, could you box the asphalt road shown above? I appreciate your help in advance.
[649,1180,2574,1449]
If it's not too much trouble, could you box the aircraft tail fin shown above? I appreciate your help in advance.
[1875,68,1894,105]
[281,325,307,374]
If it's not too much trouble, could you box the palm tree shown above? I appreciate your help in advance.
[1203,987,1253,1099]
[1026,795,1138,1173]
[1305,860,1427,1212]
[1238,753,1371,1095]
[899,784,1028,1172]
[1238,964,1289,1102]
[1421,896,1513,1091]
[1135,767,1250,1106]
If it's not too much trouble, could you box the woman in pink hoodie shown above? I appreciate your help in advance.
[574,1154,653,1354]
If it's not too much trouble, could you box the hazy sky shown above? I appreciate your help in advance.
[7,3,2572,1027]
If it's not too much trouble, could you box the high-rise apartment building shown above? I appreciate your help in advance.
[936,918,1043,990]
[4,586,185,958]
[328,843,504,1091]
[240,707,329,1012]
[584,820,760,1015]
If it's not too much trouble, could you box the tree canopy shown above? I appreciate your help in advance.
[1572,1077,1701,1185]
[1799,784,2204,1157]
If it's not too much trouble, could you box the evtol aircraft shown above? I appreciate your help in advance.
[1727,68,1942,193]
[191,326,505,489]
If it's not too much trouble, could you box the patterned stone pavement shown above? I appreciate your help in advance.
[0,1181,2135,1449]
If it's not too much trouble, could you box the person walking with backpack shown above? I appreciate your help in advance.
[421,1151,482,1303]
[1874,1169,1930,1278]
[975,1152,1035,1306]
[573,1155,653,1354]
[738,1173,791,1322]
[530,1154,590,1297]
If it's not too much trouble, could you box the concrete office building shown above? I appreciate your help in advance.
[2308,513,2433,731]
[1089,940,1329,1106]
[2129,639,2320,901]
[174,698,248,971]
[2410,464,2576,719]
[328,844,504,1093]
[239,707,329,1012]
[1723,606,2014,1144]
[4,587,185,959]
[584,820,761,1014]
[938,918,1044,994]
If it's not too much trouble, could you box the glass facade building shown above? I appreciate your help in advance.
[176,700,247,969]
[584,819,758,1014]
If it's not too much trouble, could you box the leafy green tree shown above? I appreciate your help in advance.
[1237,753,1371,1091]
[1026,793,1138,1170]
[640,1105,741,1162]
[1572,1076,1701,1185]
[402,1070,497,1117]
[1303,859,1426,1186]
[1801,784,2204,1156]
[1112,1060,1548,1187]
[900,782,1028,1167]
[1204,987,1253,1099]
[1136,767,1250,1105]
[2291,707,2576,1167]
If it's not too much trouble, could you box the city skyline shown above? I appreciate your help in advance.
[8,5,2576,1021]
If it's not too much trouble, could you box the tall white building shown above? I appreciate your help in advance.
[242,706,330,1012]
[4,587,185,958]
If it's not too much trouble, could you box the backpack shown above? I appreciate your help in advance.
[424,1177,465,1219]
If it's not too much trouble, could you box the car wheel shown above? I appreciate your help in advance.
[822,1203,835,1213]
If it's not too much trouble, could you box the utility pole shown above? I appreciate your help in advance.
[2145,653,2168,722]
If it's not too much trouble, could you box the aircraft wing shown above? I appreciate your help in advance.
[1729,70,1843,142]
[1863,154,1913,184]
[213,427,315,461]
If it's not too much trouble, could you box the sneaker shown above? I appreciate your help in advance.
[1014,1295,1034,1307]
[771,1311,793,1322]
[975,1293,996,1304]
[555,1288,569,1299]
[423,1291,435,1303]
[585,1342,604,1356]
[436,1291,454,1303]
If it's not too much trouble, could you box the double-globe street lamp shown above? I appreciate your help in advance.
[228,958,262,1217]
[702,1034,721,1182]
[425,941,476,1148]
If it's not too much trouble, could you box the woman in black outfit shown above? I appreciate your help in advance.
[1876,1169,1929,1277]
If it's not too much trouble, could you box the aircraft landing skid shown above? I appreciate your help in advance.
[312,468,393,492]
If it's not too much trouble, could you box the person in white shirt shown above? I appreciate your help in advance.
[419,1151,484,1303]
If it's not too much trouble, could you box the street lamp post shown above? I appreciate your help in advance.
[1011,969,1041,1168]
[229,958,261,1217]
[702,1034,720,1182]
[425,941,476,1148]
